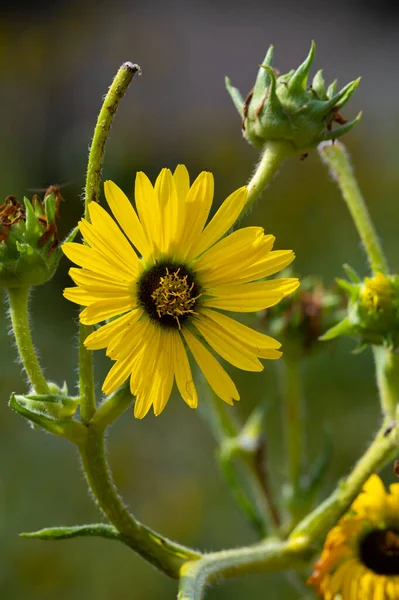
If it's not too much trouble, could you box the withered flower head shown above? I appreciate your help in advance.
[0,186,64,288]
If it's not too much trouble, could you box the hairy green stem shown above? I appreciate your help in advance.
[240,140,293,219]
[79,424,199,578]
[177,537,310,600]
[79,62,141,424]
[90,384,134,428]
[7,286,49,394]
[318,141,389,275]
[178,420,398,598]
[291,420,398,542]
[373,346,399,419]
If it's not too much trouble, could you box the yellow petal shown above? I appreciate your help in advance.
[179,171,214,258]
[192,317,264,371]
[233,250,296,284]
[135,171,162,256]
[63,243,128,280]
[154,168,179,254]
[182,328,239,405]
[87,202,141,275]
[172,331,198,408]
[188,186,248,260]
[102,353,136,396]
[200,308,281,350]
[203,279,299,312]
[194,227,265,273]
[173,164,190,204]
[80,297,135,325]
[63,286,128,306]
[69,267,131,292]
[104,180,150,259]
[106,316,151,360]
[84,310,141,350]
[152,332,175,416]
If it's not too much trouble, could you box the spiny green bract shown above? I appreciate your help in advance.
[226,42,361,153]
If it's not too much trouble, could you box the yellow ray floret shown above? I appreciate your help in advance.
[308,474,399,600]
[62,165,299,418]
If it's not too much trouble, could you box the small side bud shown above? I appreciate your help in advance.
[260,275,346,361]
[321,270,399,348]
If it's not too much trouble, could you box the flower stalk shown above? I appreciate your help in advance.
[318,141,389,275]
[79,61,141,424]
[241,140,293,218]
[7,286,50,394]
[373,346,399,419]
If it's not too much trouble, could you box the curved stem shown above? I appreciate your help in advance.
[240,140,293,219]
[178,537,310,600]
[177,420,399,599]
[79,423,199,578]
[291,419,398,543]
[318,141,389,275]
[7,286,50,394]
[90,384,134,428]
[79,61,141,423]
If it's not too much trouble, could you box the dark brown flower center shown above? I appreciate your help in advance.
[137,263,201,329]
[359,528,399,575]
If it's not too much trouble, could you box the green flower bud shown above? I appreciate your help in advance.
[226,42,361,154]
[0,187,64,288]
[321,269,399,348]
[261,275,345,361]
[9,391,86,444]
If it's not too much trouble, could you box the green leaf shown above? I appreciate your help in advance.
[10,393,86,444]
[21,524,120,542]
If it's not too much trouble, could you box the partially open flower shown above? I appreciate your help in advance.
[308,474,399,599]
[226,42,361,155]
[63,165,299,418]
[321,269,399,348]
[0,187,63,288]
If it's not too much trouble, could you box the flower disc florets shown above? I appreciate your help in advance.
[0,187,63,288]
[138,264,201,328]
[226,42,361,154]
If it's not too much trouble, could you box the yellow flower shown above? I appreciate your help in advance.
[308,474,399,599]
[63,166,298,418]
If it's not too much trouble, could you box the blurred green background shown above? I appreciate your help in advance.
[1,0,398,598]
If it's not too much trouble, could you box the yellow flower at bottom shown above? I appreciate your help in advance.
[308,474,399,599]
[62,166,298,418]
